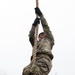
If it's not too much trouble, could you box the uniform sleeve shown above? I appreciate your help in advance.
[29,25,35,47]
[40,15,55,49]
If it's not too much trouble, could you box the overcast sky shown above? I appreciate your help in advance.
[0,0,75,75]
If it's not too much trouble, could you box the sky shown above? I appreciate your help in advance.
[0,0,75,75]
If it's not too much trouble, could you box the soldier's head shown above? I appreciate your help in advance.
[39,32,46,40]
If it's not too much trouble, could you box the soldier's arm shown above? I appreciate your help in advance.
[40,15,55,48]
[29,25,35,47]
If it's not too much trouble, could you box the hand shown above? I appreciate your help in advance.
[35,7,42,16]
[33,18,40,27]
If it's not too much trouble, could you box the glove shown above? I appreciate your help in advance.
[33,18,40,27]
[35,7,42,16]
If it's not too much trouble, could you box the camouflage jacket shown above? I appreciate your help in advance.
[29,15,55,60]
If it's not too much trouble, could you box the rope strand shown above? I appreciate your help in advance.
[32,0,39,64]
[30,0,39,72]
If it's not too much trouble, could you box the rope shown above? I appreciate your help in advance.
[32,0,39,64]
[30,0,39,72]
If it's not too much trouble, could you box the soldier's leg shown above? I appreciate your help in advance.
[22,63,32,75]
[35,56,52,75]
[22,63,42,75]
[29,58,52,75]
[22,56,52,75]
[29,64,42,75]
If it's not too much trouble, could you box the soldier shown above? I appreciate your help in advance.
[22,7,55,75]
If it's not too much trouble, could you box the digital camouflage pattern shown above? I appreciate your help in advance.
[22,15,55,75]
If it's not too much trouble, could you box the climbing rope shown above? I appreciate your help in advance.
[32,0,39,64]
[30,0,39,72]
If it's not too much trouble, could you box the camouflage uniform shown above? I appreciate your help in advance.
[22,15,55,75]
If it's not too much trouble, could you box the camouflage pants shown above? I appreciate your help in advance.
[22,54,52,75]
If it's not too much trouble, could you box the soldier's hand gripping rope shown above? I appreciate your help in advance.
[32,18,40,27]
[35,7,42,16]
